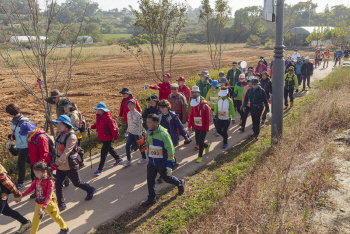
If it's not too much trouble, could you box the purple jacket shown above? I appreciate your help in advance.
[158,111,188,146]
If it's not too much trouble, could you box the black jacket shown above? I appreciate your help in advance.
[142,106,159,118]
[301,62,314,76]
[259,78,272,99]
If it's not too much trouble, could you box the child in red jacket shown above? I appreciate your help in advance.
[18,161,69,234]
[89,102,122,176]
[188,86,211,163]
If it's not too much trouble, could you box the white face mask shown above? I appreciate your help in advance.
[294,52,297,54]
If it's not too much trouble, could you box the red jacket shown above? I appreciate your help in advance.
[188,100,211,132]
[178,85,191,103]
[118,95,141,124]
[255,64,267,74]
[27,129,51,165]
[91,112,119,141]
[150,82,171,100]
[22,178,55,209]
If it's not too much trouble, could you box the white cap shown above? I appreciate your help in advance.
[190,97,201,107]
[170,83,179,88]
[287,54,291,57]
[218,89,228,97]
[305,56,309,60]
[239,74,245,79]
[191,86,200,92]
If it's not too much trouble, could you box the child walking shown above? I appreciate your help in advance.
[18,161,69,234]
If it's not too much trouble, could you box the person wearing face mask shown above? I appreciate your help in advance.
[206,80,221,136]
[146,73,172,101]
[188,86,211,163]
[291,49,300,61]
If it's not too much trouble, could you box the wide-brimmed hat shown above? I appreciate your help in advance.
[48,89,64,99]
[53,115,73,128]
[176,77,185,82]
[210,80,220,88]
[93,102,110,112]
[191,86,200,92]
[60,100,74,108]
[119,87,133,95]
[218,88,228,97]
[146,94,159,102]
[251,79,260,85]
[19,122,37,136]
[198,71,209,77]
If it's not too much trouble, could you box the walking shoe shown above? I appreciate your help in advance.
[290,102,294,107]
[284,106,288,109]
[123,160,131,167]
[16,184,25,190]
[94,170,103,176]
[30,192,36,199]
[85,187,96,201]
[195,145,199,150]
[141,199,157,207]
[196,157,203,163]
[255,136,259,140]
[261,120,265,124]
[308,86,311,89]
[205,143,211,154]
[113,158,123,166]
[238,127,245,132]
[178,179,185,196]
[302,88,305,91]
[157,177,164,183]
[250,133,255,138]
[64,177,70,187]
[137,158,147,164]
[58,227,69,234]
[59,203,67,212]
[16,220,31,233]
[216,132,220,137]
[213,129,217,135]
[223,143,228,149]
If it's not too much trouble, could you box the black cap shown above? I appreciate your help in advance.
[232,62,237,65]
[146,94,159,102]
[119,87,133,95]
[251,79,259,85]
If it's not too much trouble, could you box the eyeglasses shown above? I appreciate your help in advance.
[171,88,177,90]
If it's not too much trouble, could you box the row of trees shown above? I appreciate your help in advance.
[305,25,348,47]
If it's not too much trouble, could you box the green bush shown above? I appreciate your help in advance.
[246,34,260,46]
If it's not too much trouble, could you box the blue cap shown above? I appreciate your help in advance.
[93,102,110,112]
[53,115,74,128]
[19,122,37,136]
[210,80,220,88]
[297,56,301,59]
[219,77,228,83]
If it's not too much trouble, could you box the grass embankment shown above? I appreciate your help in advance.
[103,34,132,39]
[95,68,350,233]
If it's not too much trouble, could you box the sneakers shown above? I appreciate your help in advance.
[195,145,199,150]
[94,170,103,176]
[141,199,157,207]
[255,136,259,140]
[157,177,164,183]
[64,177,70,187]
[261,120,265,124]
[290,102,294,107]
[302,88,305,91]
[238,127,245,132]
[85,187,96,201]
[205,143,211,154]
[213,129,217,135]
[57,227,69,234]
[16,220,31,233]
[223,143,228,149]
[196,157,203,163]
[178,179,185,196]
[308,86,311,89]
[216,132,220,137]
[284,106,288,109]
[16,184,25,190]
[137,158,147,164]
[59,203,67,212]
[113,158,123,166]
[123,160,131,167]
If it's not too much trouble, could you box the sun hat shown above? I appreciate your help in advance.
[287,67,295,71]
[19,122,37,136]
[176,77,185,82]
[171,83,179,88]
[218,88,228,97]
[146,94,159,102]
[191,86,200,92]
[60,100,74,108]
[210,80,220,88]
[251,79,259,85]
[119,87,133,95]
[198,71,209,77]
[190,97,201,107]
[47,89,64,99]
[53,115,74,128]
[93,102,110,112]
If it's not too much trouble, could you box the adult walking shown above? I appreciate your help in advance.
[168,83,188,123]
[5,103,33,190]
[242,79,269,140]
[284,67,299,108]
[295,57,303,86]
[286,58,296,74]
[314,47,321,68]
[50,115,95,211]
[301,56,313,91]
[291,49,300,61]
[334,47,343,67]
[206,80,221,136]
[147,73,172,101]
[197,71,211,98]
[89,103,122,176]
[259,71,272,124]
[255,59,267,74]
[61,100,83,147]
[213,87,235,149]
[142,94,160,119]
[323,49,331,68]
[226,62,241,89]
[44,89,68,118]
[177,77,191,103]
[141,114,185,206]
[188,87,211,163]
[233,74,247,121]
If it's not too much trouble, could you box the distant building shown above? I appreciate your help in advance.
[285,26,334,46]
[77,36,93,44]
[10,36,47,43]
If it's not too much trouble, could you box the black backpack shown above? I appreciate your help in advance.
[29,134,56,165]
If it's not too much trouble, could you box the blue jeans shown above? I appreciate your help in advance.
[126,133,146,161]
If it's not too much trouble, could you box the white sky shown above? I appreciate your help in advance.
[40,0,349,14]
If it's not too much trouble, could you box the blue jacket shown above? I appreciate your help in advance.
[270,60,273,69]
[336,50,343,58]
[295,61,303,75]
[146,125,175,169]
[158,111,188,146]
[11,114,30,149]
[243,86,269,111]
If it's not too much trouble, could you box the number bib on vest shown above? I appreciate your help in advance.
[210,97,218,105]
[194,117,202,126]
[149,145,163,158]
[218,111,227,118]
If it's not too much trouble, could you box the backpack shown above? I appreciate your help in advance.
[29,134,56,165]
[284,74,296,90]
[56,133,84,168]
[73,112,86,133]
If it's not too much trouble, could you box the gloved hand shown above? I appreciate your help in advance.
[295,89,299,93]
[166,167,172,176]
[51,164,58,171]
[6,141,13,150]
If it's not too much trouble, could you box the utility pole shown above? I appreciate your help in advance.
[271,0,285,142]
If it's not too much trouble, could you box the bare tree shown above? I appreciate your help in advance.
[0,0,90,135]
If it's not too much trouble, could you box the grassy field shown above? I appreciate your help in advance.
[103,34,132,39]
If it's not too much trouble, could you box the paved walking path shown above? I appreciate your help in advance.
[0,63,334,234]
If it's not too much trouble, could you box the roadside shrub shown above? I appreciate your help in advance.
[246,34,260,46]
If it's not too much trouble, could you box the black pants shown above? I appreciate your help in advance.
[216,119,230,144]
[17,148,34,184]
[147,163,182,201]
[0,199,27,224]
[99,140,120,171]
[251,109,263,136]
[302,75,311,89]
[284,88,294,106]
[234,100,243,118]
[296,74,302,86]
[241,106,251,128]
[195,129,208,157]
